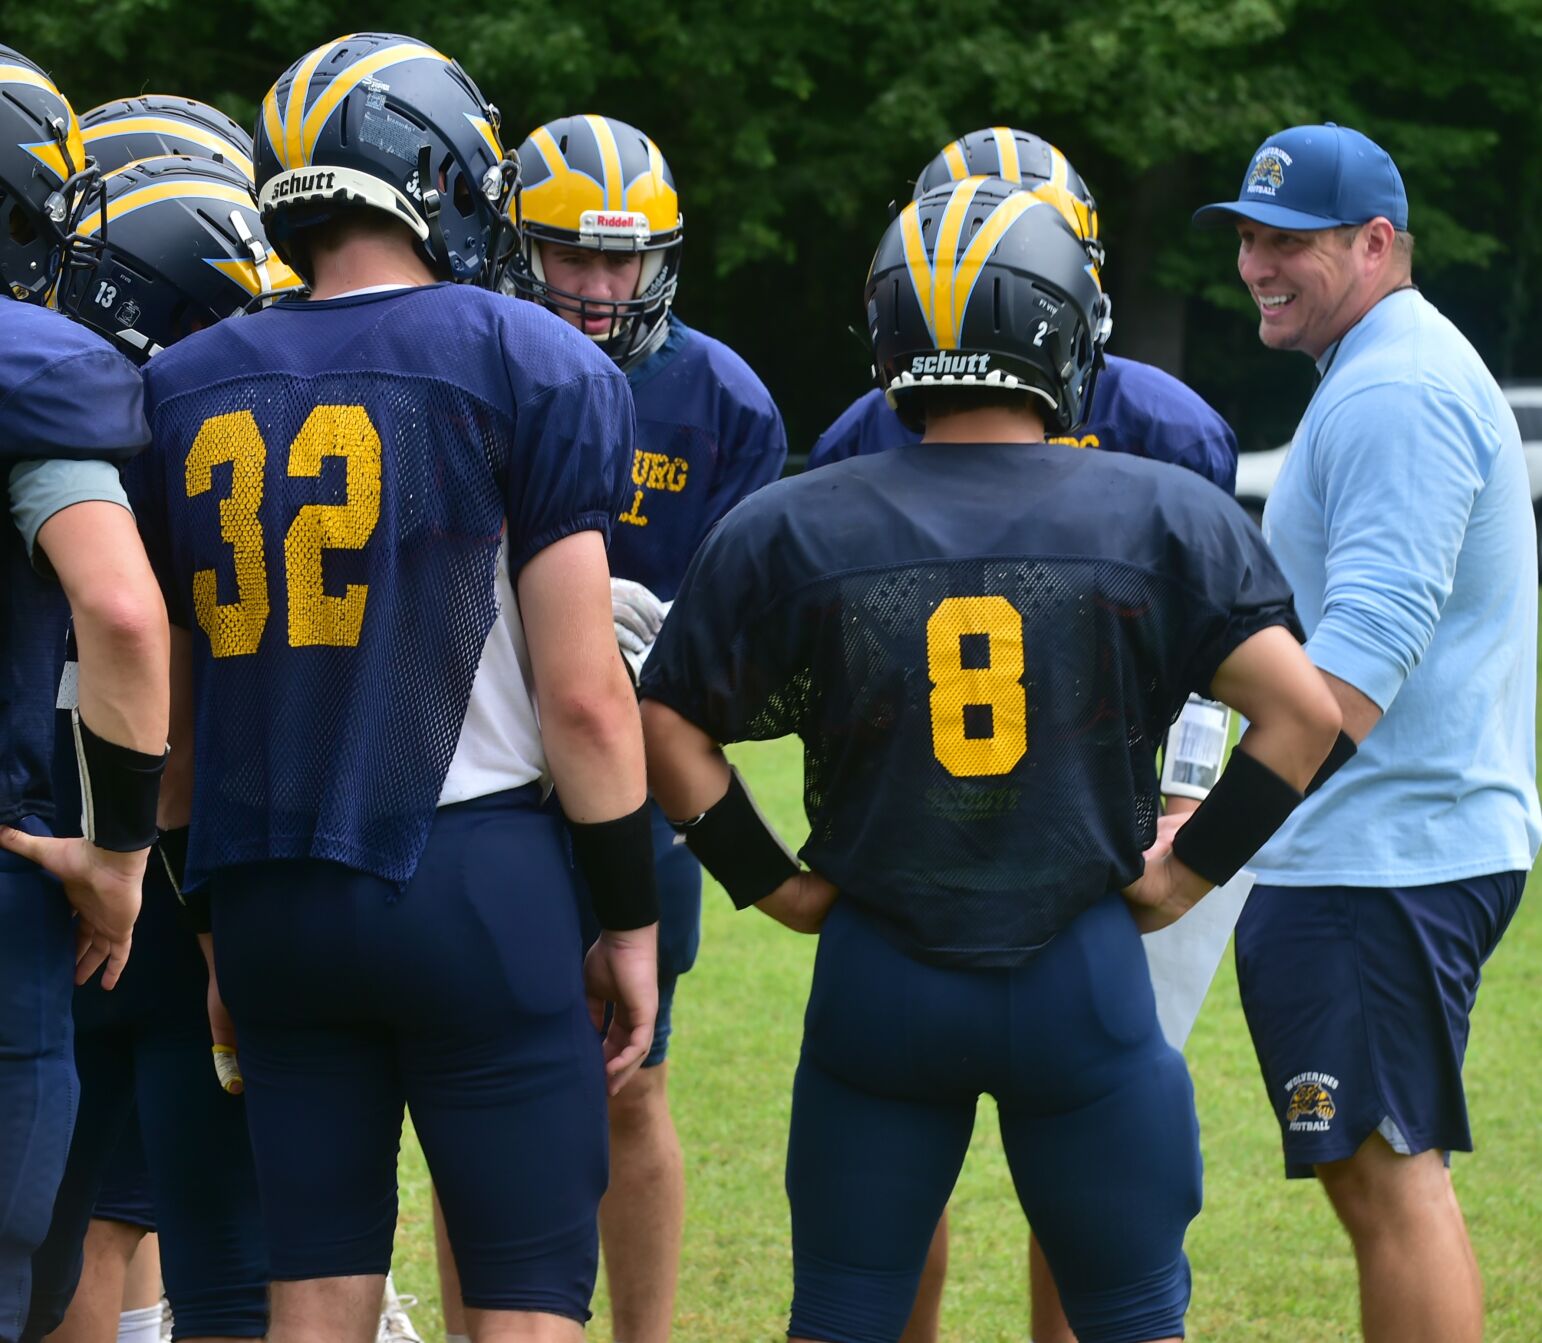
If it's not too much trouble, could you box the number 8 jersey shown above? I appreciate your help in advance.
[640,439,1300,967]
[129,284,634,889]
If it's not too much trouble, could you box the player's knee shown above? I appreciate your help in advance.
[1317,1134,1448,1235]
[607,1061,671,1136]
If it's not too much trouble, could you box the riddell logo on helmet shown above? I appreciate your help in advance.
[270,171,337,200]
[581,209,650,238]
[911,352,991,375]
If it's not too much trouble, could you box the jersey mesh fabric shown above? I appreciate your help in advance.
[643,441,1297,967]
[131,285,633,886]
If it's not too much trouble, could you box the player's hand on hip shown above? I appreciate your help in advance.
[759,869,840,933]
[0,828,145,988]
[1121,829,1209,934]
[611,578,670,679]
[583,922,660,1095]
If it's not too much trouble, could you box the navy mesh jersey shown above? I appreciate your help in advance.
[131,284,634,887]
[642,441,1297,966]
[611,319,786,599]
[0,301,149,825]
[807,355,1239,493]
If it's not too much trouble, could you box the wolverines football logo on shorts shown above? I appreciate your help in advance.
[508,114,684,365]
[253,32,517,287]
[866,176,1106,434]
[56,154,301,361]
[1285,1071,1338,1130]
[82,94,256,179]
[0,45,97,301]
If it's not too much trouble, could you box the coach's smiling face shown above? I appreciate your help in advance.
[1235,219,1393,360]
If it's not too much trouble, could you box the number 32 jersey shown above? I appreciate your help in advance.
[130,284,633,889]
[640,441,1299,967]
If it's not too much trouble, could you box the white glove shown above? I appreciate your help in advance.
[612,578,670,680]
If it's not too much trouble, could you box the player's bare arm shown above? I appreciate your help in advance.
[640,699,838,934]
[521,528,661,1094]
[1125,625,1343,930]
[0,499,169,988]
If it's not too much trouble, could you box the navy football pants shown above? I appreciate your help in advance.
[788,896,1201,1343]
[22,864,267,1341]
[213,787,608,1320]
[0,833,74,1343]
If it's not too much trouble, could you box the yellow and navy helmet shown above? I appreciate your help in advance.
[915,127,1104,273]
[253,32,517,287]
[509,115,683,365]
[82,95,255,179]
[867,177,1104,435]
[55,155,302,363]
[0,45,97,302]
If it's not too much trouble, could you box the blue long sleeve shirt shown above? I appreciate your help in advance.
[1251,288,1541,885]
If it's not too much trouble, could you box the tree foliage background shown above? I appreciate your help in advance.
[13,0,1542,455]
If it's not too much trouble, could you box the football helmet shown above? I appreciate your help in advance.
[866,176,1103,435]
[55,154,302,362]
[0,45,96,301]
[82,95,255,178]
[507,114,683,365]
[915,127,1104,271]
[252,32,517,287]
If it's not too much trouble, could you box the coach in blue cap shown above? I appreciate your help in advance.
[1194,125,1540,1343]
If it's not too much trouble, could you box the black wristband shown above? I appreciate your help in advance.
[1171,748,1304,887]
[73,711,167,852]
[670,766,799,911]
[569,801,659,931]
[1306,730,1357,795]
[156,826,210,933]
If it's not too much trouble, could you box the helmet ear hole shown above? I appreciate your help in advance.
[8,204,37,246]
[452,172,475,218]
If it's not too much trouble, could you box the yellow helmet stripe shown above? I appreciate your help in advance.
[931,177,984,349]
[1047,145,1069,189]
[952,193,1040,335]
[206,256,304,298]
[260,84,285,169]
[0,63,60,96]
[77,181,254,237]
[990,127,1021,183]
[23,139,76,184]
[525,124,563,179]
[941,139,968,182]
[83,117,255,179]
[628,136,665,211]
[898,204,935,345]
[583,115,624,211]
[282,38,346,171]
[463,113,501,164]
[301,42,447,165]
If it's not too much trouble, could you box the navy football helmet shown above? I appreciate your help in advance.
[0,45,97,301]
[82,95,255,178]
[915,127,1104,270]
[507,115,683,366]
[55,155,302,362]
[867,177,1104,434]
[253,32,518,287]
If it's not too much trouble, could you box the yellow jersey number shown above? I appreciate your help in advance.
[926,595,1027,777]
[185,405,382,658]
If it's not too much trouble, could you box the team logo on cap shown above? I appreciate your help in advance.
[1285,1071,1338,1131]
[1246,146,1293,198]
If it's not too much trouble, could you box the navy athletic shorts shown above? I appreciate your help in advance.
[212,787,607,1320]
[91,1113,154,1231]
[787,895,1202,1343]
[1235,873,1525,1178]
[22,862,267,1342]
[577,801,701,1068]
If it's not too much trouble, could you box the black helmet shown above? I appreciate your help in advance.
[915,127,1104,271]
[0,45,97,301]
[506,114,684,366]
[82,95,255,178]
[866,176,1104,435]
[253,32,518,287]
[55,154,302,362]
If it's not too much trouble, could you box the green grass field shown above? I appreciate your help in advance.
[389,742,1542,1342]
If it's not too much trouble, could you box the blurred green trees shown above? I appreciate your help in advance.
[14,0,1541,452]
